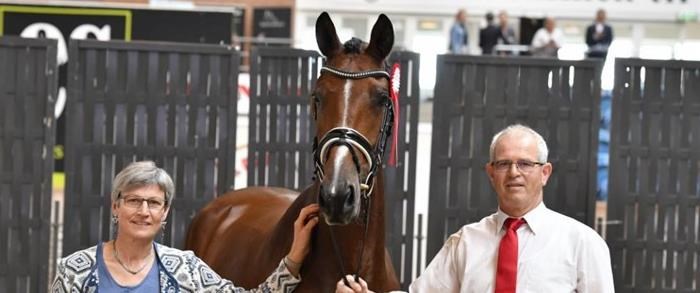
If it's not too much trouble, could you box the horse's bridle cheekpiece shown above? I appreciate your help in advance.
[312,63,400,286]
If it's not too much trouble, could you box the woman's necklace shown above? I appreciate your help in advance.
[112,240,152,275]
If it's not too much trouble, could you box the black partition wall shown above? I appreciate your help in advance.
[608,58,700,292]
[0,36,58,293]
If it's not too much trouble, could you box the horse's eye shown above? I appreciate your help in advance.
[311,94,321,103]
[374,90,390,105]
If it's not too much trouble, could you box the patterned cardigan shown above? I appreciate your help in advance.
[51,242,300,293]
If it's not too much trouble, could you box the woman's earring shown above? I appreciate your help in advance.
[111,215,119,238]
[160,221,167,243]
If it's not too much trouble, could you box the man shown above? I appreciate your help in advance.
[449,9,469,54]
[479,12,499,55]
[530,17,562,57]
[336,124,614,293]
[497,11,517,46]
[586,9,614,59]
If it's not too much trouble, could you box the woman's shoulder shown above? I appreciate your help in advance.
[154,243,203,272]
[59,245,99,273]
[155,243,196,259]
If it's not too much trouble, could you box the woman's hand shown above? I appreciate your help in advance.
[336,275,374,293]
[286,203,320,275]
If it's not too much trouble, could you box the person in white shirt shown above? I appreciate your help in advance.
[530,17,563,57]
[336,124,614,293]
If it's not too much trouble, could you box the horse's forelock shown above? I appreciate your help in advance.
[342,37,365,55]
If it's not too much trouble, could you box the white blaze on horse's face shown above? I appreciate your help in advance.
[342,80,352,126]
[315,12,394,225]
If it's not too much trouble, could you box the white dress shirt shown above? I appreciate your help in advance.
[530,27,563,57]
[410,202,614,293]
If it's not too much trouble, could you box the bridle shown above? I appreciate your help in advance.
[311,65,395,286]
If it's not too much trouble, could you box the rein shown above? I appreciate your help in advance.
[312,65,395,286]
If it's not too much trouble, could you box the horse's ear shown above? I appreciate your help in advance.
[366,14,394,62]
[315,12,341,58]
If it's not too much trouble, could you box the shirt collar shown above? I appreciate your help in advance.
[495,202,547,235]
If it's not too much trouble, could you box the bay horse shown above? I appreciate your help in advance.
[185,12,400,292]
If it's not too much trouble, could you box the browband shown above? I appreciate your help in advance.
[321,66,390,80]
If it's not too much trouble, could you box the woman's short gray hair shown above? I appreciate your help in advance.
[489,124,549,163]
[110,161,175,206]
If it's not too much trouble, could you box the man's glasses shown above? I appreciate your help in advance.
[491,160,545,173]
[120,195,166,211]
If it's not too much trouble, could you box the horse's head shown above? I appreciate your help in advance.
[312,12,394,225]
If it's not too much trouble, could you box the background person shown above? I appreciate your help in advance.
[530,17,563,57]
[586,9,614,59]
[479,12,500,55]
[449,9,469,54]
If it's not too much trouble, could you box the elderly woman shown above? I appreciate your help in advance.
[52,161,319,292]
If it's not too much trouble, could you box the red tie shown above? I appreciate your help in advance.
[495,218,526,293]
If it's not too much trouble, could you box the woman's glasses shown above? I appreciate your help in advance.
[120,195,166,211]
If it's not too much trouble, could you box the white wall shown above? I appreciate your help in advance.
[296,0,700,93]
[297,0,699,21]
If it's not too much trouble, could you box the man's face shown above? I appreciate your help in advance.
[596,10,606,23]
[458,10,467,24]
[499,13,508,26]
[545,18,555,32]
[486,132,552,216]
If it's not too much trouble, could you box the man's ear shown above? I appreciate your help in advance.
[541,162,553,186]
[485,162,495,183]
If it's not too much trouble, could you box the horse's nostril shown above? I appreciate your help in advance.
[343,186,355,209]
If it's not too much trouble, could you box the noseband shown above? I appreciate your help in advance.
[312,65,395,286]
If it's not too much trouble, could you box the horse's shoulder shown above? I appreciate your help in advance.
[216,186,299,204]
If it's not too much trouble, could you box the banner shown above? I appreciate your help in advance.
[0,4,242,171]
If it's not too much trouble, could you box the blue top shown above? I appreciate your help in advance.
[96,242,160,292]
[449,22,468,54]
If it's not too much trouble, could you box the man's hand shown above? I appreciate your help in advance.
[336,275,374,293]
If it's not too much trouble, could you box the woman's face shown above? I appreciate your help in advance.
[112,184,169,241]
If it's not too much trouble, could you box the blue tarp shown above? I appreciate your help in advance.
[597,90,611,201]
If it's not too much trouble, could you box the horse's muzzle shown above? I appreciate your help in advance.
[319,182,358,225]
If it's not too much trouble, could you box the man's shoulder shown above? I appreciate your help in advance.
[546,209,604,241]
[458,213,498,234]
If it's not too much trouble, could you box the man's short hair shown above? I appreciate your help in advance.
[489,124,549,163]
